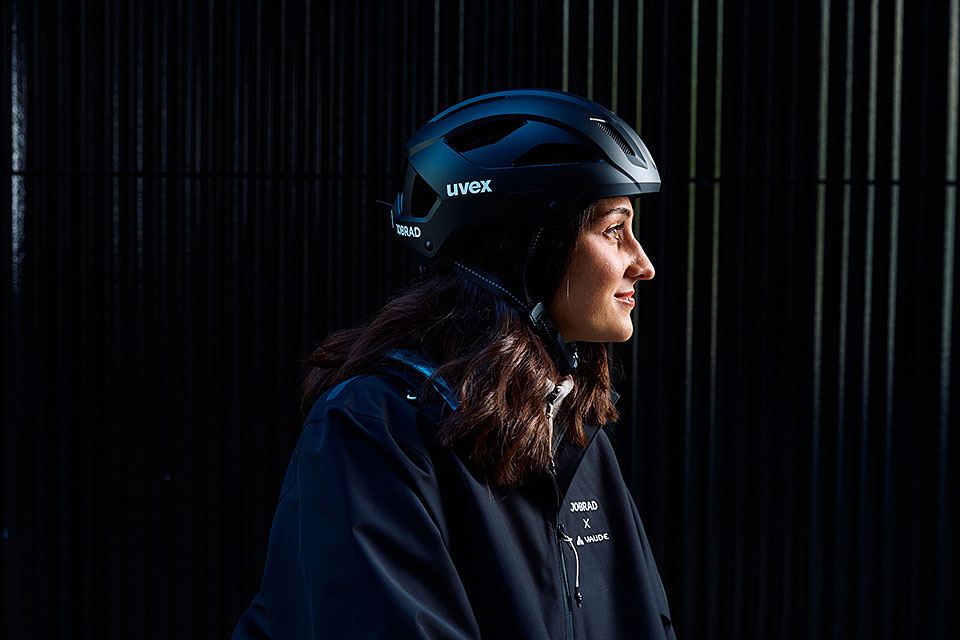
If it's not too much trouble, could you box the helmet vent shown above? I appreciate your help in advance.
[410,173,439,218]
[594,120,635,156]
[512,143,603,167]
[447,119,526,152]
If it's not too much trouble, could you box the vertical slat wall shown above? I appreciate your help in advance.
[1,1,957,638]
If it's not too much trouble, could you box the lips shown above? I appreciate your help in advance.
[614,290,635,306]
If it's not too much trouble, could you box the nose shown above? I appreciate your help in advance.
[626,238,655,281]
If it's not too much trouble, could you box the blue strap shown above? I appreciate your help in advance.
[385,349,459,411]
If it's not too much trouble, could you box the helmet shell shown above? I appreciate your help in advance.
[390,89,660,268]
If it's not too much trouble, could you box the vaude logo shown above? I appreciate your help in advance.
[576,532,610,546]
[395,224,421,238]
[445,180,492,197]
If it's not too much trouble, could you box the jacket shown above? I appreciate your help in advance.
[233,351,676,639]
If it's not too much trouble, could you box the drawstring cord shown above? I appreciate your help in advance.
[558,525,583,607]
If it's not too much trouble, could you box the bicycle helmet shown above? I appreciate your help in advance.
[390,88,660,267]
[389,89,660,373]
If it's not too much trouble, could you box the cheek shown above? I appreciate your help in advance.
[571,256,620,294]
[567,262,620,318]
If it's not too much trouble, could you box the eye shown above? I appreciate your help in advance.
[604,222,625,240]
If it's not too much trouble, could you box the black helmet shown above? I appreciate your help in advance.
[390,88,660,269]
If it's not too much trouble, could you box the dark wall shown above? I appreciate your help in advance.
[2,0,958,638]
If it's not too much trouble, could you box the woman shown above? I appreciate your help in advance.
[234,89,676,639]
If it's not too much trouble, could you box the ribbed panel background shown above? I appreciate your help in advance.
[2,1,957,638]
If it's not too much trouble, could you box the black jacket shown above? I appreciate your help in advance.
[233,352,676,639]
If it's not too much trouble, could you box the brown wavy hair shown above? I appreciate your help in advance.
[300,203,619,486]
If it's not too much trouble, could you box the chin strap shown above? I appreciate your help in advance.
[521,228,543,307]
[453,261,580,375]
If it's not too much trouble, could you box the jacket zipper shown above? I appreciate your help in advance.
[549,458,576,640]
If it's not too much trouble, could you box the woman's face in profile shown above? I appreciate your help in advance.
[549,196,655,343]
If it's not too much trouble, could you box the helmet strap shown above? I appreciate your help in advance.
[453,261,580,375]
[520,228,543,307]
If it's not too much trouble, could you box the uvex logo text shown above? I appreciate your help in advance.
[445,180,492,197]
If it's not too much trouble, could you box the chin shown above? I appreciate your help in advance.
[559,319,634,343]
[581,325,634,343]
[602,319,634,342]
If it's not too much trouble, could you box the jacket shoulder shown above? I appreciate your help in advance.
[302,373,435,464]
[304,372,411,419]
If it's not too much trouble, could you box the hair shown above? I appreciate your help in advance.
[300,202,620,487]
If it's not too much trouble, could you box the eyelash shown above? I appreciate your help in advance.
[604,222,625,239]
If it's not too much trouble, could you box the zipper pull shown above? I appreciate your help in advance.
[544,378,574,421]
[546,385,563,405]
[557,523,583,607]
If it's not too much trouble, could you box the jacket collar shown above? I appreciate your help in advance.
[552,422,605,500]
[380,350,458,422]
[380,349,616,496]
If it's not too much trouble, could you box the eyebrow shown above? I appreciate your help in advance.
[600,206,633,219]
